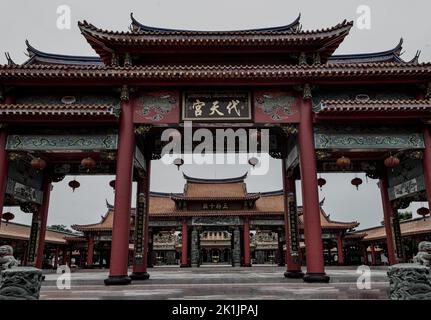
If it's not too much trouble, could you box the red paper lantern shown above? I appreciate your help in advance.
[30,157,46,170]
[417,207,430,219]
[351,177,363,190]
[2,212,14,224]
[109,180,116,189]
[248,157,259,168]
[384,155,400,168]
[81,157,96,171]
[68,180,80,192]
[317,177,326,191]
[336,156,351,169]
[173,158,184,170]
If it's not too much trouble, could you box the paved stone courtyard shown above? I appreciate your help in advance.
[40,266,390,300]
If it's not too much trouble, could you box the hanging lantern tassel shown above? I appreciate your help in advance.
[351,177,363,190]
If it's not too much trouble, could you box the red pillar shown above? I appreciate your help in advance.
[0,128,8,228]
[378,175,397,265]
[283,172,304,278]
[363,245,369,265]
[54,246,60,269]
[35,177,52,269]
[298,91,329,283]
[130,166,151,280]
[370,244,377,266]
[105,94,135,286]
[336,233,345,265]
[422,127,431,210]
[61,248,67,266]
[180,219,189,267]
[86,235,94,268]
[243,218,251,267]
[142,162,151,272]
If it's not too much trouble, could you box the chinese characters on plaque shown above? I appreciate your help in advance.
[287,192,300,262]
[202,203,229,210]
[134,193,146,263]
[392,213,404,260]
[183,92,251,121]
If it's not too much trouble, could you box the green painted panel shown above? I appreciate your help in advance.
[6,134,118,151]
[314,125,424,150]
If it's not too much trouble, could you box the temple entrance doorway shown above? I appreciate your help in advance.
[199,230,232,265]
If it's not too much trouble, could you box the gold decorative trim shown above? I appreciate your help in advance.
[303,83,312,100]
[134,125,152,135]
[120,85,129,101]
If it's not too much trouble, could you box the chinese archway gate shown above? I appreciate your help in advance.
[0,13,431,285]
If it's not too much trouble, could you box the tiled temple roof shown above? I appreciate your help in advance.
[316,99,431,113]
[328,38,421,64]
[130,12,302,33]
[78,19,352,65]
[1,62,430,84]
[0,222,72,244]
[24,40,103,66]
[13,39,422,67]
[358,216,431,241]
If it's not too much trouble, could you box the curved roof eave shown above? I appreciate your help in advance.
[130,12,302,33]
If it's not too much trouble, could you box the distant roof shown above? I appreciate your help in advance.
[0,221,72,244]
[358,216,431,241]
[130,12,302,33]
[329,39,420,64]
[23,40,102,66]
[183,172,247,184]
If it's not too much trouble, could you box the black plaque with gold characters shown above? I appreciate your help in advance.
[287,192,300,262]
[27,211,40,265]
[134,193,146,263]
[392,212,405,261]
[182,91,251,121]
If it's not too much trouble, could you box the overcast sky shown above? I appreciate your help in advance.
[1,0,430,230]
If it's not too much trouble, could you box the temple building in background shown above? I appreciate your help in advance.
[68,174,361,268]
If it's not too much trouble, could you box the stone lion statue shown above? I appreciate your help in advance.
[413,241,431,267]
[0,245,18,270]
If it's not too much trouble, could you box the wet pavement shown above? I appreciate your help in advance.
[40,265,390,300]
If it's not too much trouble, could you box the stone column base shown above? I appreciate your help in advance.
[130,272,150,280]
[104,275,132,286]
[303,272,330,283]
[388,263,431,300]
[0,267,43,300]
[284,270,304,279]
